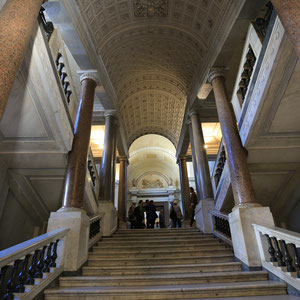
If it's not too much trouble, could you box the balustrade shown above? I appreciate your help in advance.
[214,145,226,188]
[55,52,73,105]
[237,46,256,104]
[0,228,68,299]
[252,2,273,42]
[39,7,54,40]
[253,224,300,291]
[89,214,103,249]
[209,210,232,246]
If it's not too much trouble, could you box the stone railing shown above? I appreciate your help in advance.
[253,224,300,291]
[48,28,80,125]
[0,228,68,299]
[89,214,104,249]
[213,142,226,189]
[87,148,99,194]
[210,210,232,246]
[231,22,262,121]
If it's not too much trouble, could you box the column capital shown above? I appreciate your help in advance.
[189,109,199,118]
[104,110,117,118]
[119,156,129,164]
[207,68,226,84]
[78,70,101,85]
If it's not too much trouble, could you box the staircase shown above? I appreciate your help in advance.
[45,228,287,299]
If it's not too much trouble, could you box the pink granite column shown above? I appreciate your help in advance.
[62,73,98,208]
[0,0,44,120]
[178,156,191,221]
[208,69,257,207]
[118,156,128,228]
[272,0,300,58]
[99,111,117,202]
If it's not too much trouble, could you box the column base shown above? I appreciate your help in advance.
[98,201,117,236]
[229,206,274,268]
[47,208,89,272]
[195,198,215,233]
[118,221,128,229]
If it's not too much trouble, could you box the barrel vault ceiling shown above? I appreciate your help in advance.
[75,0,241,146]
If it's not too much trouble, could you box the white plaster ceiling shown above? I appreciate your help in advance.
[75,0,233,146]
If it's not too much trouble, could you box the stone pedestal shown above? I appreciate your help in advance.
[195,199,215,233]
[98,201,118,236]
[47,208,89,271]
[229,206,275,267]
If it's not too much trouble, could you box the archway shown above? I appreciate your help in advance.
[127,134,181,228]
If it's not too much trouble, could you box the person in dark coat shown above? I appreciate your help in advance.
[144,199,150,228]
[189,187,198,227]
[147,200,157,229]
[134,200,145,228]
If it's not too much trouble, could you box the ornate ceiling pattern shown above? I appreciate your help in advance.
[76,0,231,145]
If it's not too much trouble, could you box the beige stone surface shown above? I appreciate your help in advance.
[98,201,117,237]
[47,208,90,271]
[195,199,215,234]
[229,206,274,267]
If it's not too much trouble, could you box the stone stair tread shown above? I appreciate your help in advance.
[45,281,286,294]
[60,270,268,282]
[83,261,242,271]
[88,253,234,262]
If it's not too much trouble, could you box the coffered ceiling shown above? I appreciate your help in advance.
[75,0,242,146]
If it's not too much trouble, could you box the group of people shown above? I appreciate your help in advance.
[128,187,198,229]
[128,199,165,229]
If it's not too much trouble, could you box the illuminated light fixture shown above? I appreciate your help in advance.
[204,144,208,149]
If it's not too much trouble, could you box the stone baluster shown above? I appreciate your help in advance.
[15,254,31,293]
[289,243,300,278]
[279,240,295,272]
[35,246,47,278]
[265,234,277,262]
[0,0,44,120]
[26,250,39,285]
[5,259,21,299]
[272,237,285,267]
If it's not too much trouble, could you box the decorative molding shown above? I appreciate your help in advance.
[207,68,226,84]
[134,0,168,17]
[78,70,101,85]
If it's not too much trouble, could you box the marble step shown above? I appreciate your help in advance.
[102,235,213,241]
[59,271,268,287]
[82,261,243,276]
[44,281,287,300]
[99,238,218,246]
[88,248,233,259]
[116,229,199,233]
[92,240,225,252]
[113,231,205,237]
[87,254,235,267]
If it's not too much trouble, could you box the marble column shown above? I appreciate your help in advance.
[178,156,190,221]
[209,69,274,267]
[272,0,300,58]
[62,73,98,209]
[99,111,116,202]
[118,157,128,229]
[208,70,256,207]
[188,110,214,201]
[98,111,118,236]
[110,125,117,204]
[188,111,214,233]
[0,0,44,120]
[48,72,99,271]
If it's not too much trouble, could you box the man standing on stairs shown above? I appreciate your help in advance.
[189,187,198,227]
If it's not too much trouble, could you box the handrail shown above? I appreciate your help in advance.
[253,224,300,291]
[0,228,69,299]
[0,228,69,268]
[209,210,229,220]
